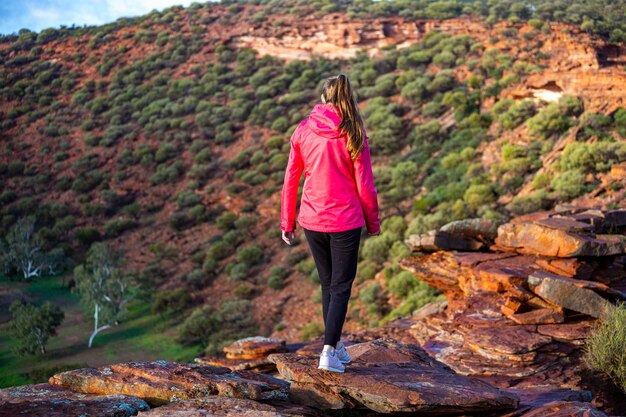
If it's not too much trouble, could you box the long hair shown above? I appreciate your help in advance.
[321,73,365,161]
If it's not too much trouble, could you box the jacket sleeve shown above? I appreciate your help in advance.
[280,125,304,232]
[353,133,381,234]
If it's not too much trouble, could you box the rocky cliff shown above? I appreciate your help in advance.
[1,206,624,416]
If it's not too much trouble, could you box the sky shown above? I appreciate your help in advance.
[0,0,207,34]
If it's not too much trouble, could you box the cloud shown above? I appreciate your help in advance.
[0,0,206,34]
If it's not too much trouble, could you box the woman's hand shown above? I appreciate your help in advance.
[282,230,295,245]
[367,229,381,237]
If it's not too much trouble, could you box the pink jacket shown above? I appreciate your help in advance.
[280,103,381,234]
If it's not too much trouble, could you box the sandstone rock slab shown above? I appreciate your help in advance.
[500,385,592,409]
[195,356,276,373]
[516,400,609,417]
[506,307,565,325]
[530,276,616,320]
[495,222,624,257]
[0,383,149,417]
[269,338,519,414]
[49,360,289,406]
[223,336,287,360]
[136,397,318,417]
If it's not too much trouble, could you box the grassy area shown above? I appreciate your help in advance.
[0,273,200,388]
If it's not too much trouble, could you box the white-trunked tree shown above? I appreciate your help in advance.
[4,215,46,280]
[73,241,134,348]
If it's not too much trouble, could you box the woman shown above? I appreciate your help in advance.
[279,73,381,373]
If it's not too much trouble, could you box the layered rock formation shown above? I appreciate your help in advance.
[196,336,288,373]
[0,383,149,417]
[49,360,289,406]
[398,205,626,414]
[268,338,520,414]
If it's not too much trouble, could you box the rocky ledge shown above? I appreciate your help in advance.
[0,205,624,416]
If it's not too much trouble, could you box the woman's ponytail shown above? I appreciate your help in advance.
[321,74,365,161]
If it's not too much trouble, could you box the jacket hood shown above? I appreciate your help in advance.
[307,103,344,139]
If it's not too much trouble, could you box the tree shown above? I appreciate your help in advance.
[9,301,64,355]
[5,216,46,280]
[73,242,134,348]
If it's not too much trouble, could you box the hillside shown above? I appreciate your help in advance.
[1,0,626,391]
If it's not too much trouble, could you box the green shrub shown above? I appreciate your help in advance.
[558,142,626,173]
[151,288,192,315]
[387,271,421,298]
[300,321,324,341]
[229,262,249,281]
[359,282,386,316]
[268,266,288,289]
[463,184,496,210]
[215,211,237,231]
[237,244,264,266]
[74,227,101,245]
[551,169,589,200]
[104,218,137,237]
[176,191,202,209]
[185,268,209,289]
[583,301,626,394]
[169,211,191,231]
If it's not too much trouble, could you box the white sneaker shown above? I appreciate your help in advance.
[318,348,345,373]
[335,341,351,364]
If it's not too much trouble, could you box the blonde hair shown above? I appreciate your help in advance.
[321,73,365,161]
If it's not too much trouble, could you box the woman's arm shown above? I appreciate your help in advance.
[353,134,381,235]
[280,126,304,232]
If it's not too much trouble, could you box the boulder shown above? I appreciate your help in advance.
[268,338,520,414]
[494,221,624,257]
[398,251,520,298]
[530,276,616,320]
[406,218,502,252]
[0,383,149,417]
[223,336,287,360]
[194,336,288,373]
[528,270,626,299]
[49,360,289,406]
[405,229,484,252]
[136,397,318,417]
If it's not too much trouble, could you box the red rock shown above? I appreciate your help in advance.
[534,257,595,279]
[49,360,289,406]
[534,217,594,233]
[501,385,592,408]
[405,229,484,252]
[0,383,149,417]
[268,338,520,413]
[194,356,276,373]
[398,251,521,298]
[507,307,565,325]
[529,275,617,320]
[461,323,553,356]
[136,397,318,416]
[536,318,598,345]
[223,336,287,360]
[516,400,609,416]
[495,222,624,257]
[528,270,626,299]
[580,209,626,228]
[406,219,502,252]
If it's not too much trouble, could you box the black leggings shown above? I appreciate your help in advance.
[302,226,362,347]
